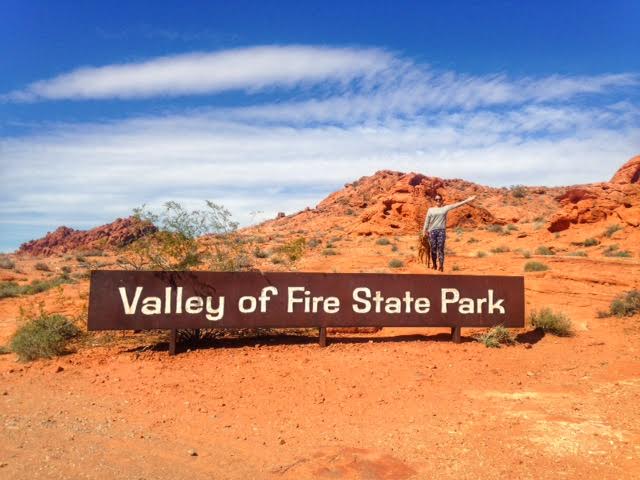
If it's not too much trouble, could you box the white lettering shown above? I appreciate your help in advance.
[205,296,224,321]
[258,286,278,312]
[141,296,161,315]
[238,295,257,313]
[352,287,371,313]
[119,286,142,314]
[441,288,460,313]
[185,296,203,314]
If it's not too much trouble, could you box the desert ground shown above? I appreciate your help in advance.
[1,157,639,479]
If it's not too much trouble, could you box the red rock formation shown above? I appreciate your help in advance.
[547,156,640,232]
[18,217,157,256]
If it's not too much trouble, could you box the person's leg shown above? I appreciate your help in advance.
[428,230,438,269]
[437,229,446,271]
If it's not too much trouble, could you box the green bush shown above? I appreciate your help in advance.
[376,237,391,246]
[535,246,554,256]
[275,237,306,261]
[21,277,71,295]
[476,325,515,348]
[608,290,640,317]
[604,224,622,238]
[0,281,21,299]
[388,259,404,268]
[10,311,80,361]
[524,261,548,272]
[490,245,510,254]
[529,308,573,336]
[34,262,50,272]
[0,256,15,269]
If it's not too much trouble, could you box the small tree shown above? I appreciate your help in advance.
[119,201,251,272]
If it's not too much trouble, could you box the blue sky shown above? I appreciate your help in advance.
[1,1,639,252]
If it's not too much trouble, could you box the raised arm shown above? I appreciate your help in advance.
[443,195,476,213]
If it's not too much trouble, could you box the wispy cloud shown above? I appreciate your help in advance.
[1,44,639,251]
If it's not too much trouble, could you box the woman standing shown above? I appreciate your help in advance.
[422,194,476,272]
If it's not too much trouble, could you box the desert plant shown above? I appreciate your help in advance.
[388,259,404,268]
[61,265,72,274]
[604,224,622,238]
[568,251,588,257]
[270,256,285,264]
[522,250,532,259]
[476,325,515,348]
[76,255,87,263]
[322,248,338,256]
[21,277,72,295]
[10,308,80,361]
[275,237,306,261]
[583,238,599,247]
[490,245,510,254]
[603,245,631,257]
[535,246,555,256]
[253,248,269,259]
[529,308,573,336]
[76,249,104,257]
[506,224,518,231]
[0,281,21,299]
[510,185,527,199]
[307,238,322,248]
[391,244,399,252]
[467,237,479,244]
[452,264,461,271]
[119,201,250,272]
[476,251,487,258]
[486,224,504,234]
[0,256,15,269]
[605,290,640,318]
[524,261,548,272]
[34,262,50,272]
[376,237,391,246]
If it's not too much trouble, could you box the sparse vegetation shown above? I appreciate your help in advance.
[599,290,640,318]
[0,276,73,298]
[61,265,72,275]
[467,237,479,244]
[452,264,461,271]
[583,238,599,247]
[476,325,515,348]
[535,246,555,256]
[391,244,399,252]
[476,251,487,258]
[76,249,104,257]
[603,245,631,258]
[10,308,80,361]
[524,261,548,272]
[490,245,510,254]
[510,185,527,199]
[604,224,622,238]
[322,248,338,256]
[307,238,322,248]
[0,256,15,269]
[271,256,285,264]
[376,238,391,246]
[0,281,21,299]
[275,238,306,261]
[388,259,404,268]
[506,224,518,231]
[529,308,573,336]
[253,248,269,259]
[34,262,50,272]
[486,224,504,234]
[568,251,588,257]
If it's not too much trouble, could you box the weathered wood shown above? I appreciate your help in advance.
[451,326,461,343]
[169,329,177,355]
[319,327,327,347]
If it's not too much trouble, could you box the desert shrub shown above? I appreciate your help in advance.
[322,248,338,256]
[476,251,487,258]
[533,221,545,230]
[476,325,515,348]
[604,224,622,238]
[452,264,461,271]
[529,308,573,336]
[606,290,640,318]
[61,265,72,274]
[34,262,50,272]
[522,250,532,259]
[345,208,355,216]
[253,248,269,259]
[486,224,504,234]
[275,238,306,261]
[568,251,588,257]
[0,345,10,355]
[0,256,15,269]
[388,259,404,268]
[603,245,631,257]
[119,201,251,272]
[524,261,548,272]
[21,277,72,295]
[0,281,21,299]
[490,245,510,254]
[307,238,322,248]
[583,238,599,247]
[76,255,87,263]
[510,185,527,199]
[270,256,285,264]
[10,310,80,361]
[391,244,399,252]
[535,246,555,256]
[467,237,479,244]
[507,224,518,231]
[376,237,391,246]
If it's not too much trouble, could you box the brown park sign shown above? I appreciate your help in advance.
[88,271,524,353]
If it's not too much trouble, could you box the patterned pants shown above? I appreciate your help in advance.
[429,228,446,268]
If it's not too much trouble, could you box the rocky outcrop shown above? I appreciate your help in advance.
[547,156,640,232]
[18,217,157,256]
